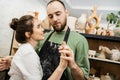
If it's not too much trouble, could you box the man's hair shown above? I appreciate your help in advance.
[47,0,66,9]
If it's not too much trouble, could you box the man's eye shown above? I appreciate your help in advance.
[56,13,61,16]
[49,15,53,19]
[55,11,61,16]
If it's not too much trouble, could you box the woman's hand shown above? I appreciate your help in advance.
[59,42,76,69]
[58,42,68,70]
[0,57,7,71]
[0,56,13,71]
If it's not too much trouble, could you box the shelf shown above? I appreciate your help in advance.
[80,33,120,42]
[44,30,120,42]
[89,57,120,65]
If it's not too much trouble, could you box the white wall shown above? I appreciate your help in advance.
[64,0,120,29]
[1,0,119,56]
[0,0,47,56]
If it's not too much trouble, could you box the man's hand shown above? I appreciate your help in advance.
[59,41,77,70]
[59,42,85,80]
[59,42,75,69]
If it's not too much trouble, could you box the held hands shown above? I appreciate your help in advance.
[59,42,85,80]
[59,42,76,70]
[58,42,68,70]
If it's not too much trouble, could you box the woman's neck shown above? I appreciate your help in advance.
[28,39,38,48]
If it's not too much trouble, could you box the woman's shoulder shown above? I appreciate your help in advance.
[15,43,34,56]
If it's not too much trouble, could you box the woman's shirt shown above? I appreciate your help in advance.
[8,43,43,80]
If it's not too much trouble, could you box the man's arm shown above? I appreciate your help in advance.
[69,61,86,80]
[71,37,90,80]
[60,50,86,80]
[59,42,89,80]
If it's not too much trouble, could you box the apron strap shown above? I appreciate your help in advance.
[43,31,55,45]
[46,31,55,41]
[63,27,70,43]
[44,27,70,44]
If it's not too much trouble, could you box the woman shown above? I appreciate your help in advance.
[6,14,68,80]
[8,15,44,80]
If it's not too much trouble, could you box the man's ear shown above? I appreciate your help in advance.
[25,32,31,38]
[65,9,69,16]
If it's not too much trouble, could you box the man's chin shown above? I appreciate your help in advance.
[54,27,61,32]
[53,26,65,32]
[54,29,62,32]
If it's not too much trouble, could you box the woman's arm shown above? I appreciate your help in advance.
[48,54,67,80]
[48,42,68,80]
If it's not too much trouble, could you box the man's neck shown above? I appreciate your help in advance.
[63,25,68,31]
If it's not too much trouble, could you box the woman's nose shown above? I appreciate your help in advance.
[42,27,44,32]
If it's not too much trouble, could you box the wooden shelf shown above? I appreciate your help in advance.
[80,33,120,42]
[45,30,120,42]
[89,57,120,65]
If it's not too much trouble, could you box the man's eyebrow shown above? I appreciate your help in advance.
[48,11,61,15]
[55,11,61,14]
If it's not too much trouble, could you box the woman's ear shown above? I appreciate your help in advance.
[25,32,31,38]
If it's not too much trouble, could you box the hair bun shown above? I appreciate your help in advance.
[10,18,19,30]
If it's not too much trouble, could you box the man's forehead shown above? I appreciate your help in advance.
[46,1,64,14]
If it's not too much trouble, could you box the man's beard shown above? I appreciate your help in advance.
[53,21,67,32]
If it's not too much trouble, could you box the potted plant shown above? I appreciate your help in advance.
[106,11,120,37]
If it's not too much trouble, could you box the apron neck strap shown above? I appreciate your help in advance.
[46,31,55,41]
[45,27,70,43]
[63,27,70,43]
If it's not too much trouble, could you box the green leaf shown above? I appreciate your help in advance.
[118,11,120,15]
[116,20,120,27]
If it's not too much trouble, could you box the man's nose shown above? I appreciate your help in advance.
[53,15,57,21]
